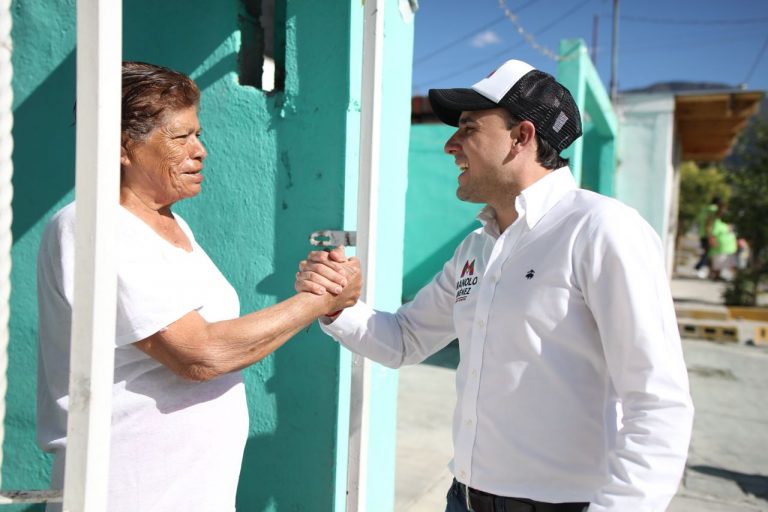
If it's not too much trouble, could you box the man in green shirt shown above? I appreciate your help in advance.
[694,197,721,273]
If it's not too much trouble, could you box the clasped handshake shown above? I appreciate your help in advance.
[295,246,363,318]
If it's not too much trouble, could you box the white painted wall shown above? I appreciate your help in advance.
[615,93,677,275]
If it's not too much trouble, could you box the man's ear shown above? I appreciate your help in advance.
[517,120,536,146]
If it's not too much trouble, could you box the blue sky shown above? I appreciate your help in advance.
[411,0,768,96]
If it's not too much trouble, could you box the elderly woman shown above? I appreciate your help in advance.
[36,61,361,511]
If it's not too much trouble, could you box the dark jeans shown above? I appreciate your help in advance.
[445,479,588,512]
[695,236,710,270]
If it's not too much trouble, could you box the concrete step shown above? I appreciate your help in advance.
[678,320,740,343]
[676,308,730,321]
[728,306,768,322]
[678,318,768,345]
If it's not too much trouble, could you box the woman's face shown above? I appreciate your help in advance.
[121,106,207,207]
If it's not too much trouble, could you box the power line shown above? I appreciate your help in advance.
[414,0,539,65]
[498,0,586,61]
[743,34,768,86]
[414,0,591,90]
[492,0,592,62]
[605,14,768,26]
[414,15,507,64]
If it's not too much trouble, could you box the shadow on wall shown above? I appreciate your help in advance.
[141,1,350,510]
[126,0,348,509]
[11,51,76,241]
[236,69,349,512]
[12,0,238,240]
[6,49,78,512]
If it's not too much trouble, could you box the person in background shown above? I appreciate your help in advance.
[296,59,694,512]
[37,61,361,512]
[694,196,721,276]
[708,204,737,281]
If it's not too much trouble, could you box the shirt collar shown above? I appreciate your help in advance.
[476,166,577,234]
[477,205,500,238]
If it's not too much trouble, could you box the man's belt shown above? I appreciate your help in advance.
[454,480,589,512]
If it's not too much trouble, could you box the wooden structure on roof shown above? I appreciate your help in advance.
[675,91,764,162]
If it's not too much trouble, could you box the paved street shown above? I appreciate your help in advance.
[394,277,768,511]
[671,341,768,511]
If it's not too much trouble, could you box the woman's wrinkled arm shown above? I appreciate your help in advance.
[134,258,362,381]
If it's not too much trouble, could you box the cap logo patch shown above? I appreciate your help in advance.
[552,111,568,133]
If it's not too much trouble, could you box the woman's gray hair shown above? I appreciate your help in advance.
[121,61,200,146]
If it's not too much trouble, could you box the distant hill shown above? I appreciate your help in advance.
[622,81,738,94]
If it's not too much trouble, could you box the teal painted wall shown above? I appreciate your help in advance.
[614,93,676,240]
[558,39,617,197]
[4,0,403,510]
[402,124,481,301]
[6,1,77,510]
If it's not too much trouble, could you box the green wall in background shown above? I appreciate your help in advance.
[402,124,481,302]
[3,0,415,510]
[6,1,77,510]
[557,38,617,197]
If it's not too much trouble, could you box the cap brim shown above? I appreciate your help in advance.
[428,88,498,126]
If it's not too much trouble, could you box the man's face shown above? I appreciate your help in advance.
[443,108,518,204]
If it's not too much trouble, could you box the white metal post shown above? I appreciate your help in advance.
[63,0,122,510]
[347,0,384,510]
[0,0,14,490]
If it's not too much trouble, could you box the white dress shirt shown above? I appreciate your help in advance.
[322,167,694,511]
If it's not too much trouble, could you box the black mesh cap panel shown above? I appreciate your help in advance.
[498,70,582,152]
[428,67,583,152]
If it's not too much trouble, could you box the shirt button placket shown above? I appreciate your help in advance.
[458,265,492,485]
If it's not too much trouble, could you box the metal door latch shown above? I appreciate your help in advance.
[309,230,357,247]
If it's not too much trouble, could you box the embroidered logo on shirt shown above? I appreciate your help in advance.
[525,269,535,280]
[456,259,478,303]
[460,259,475,278]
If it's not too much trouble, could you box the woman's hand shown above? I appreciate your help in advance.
[296,246,363,314]
[296,246,351,295]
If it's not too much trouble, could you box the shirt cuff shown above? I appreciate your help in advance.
[319,301,372,340]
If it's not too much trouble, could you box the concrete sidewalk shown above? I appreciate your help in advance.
[394,276,768,511]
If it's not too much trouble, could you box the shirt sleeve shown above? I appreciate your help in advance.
[114,257,204,346]
[114,214,204,346]
[320,256,458,369]
[578,206,694,512]
[37,205,205,348]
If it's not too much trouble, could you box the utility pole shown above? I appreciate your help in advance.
[591,14,599,66]
[610,0,619,104]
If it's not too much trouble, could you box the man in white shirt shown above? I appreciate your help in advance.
[297,60,694,512]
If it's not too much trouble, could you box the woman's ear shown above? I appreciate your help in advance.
[120,144,131,167]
